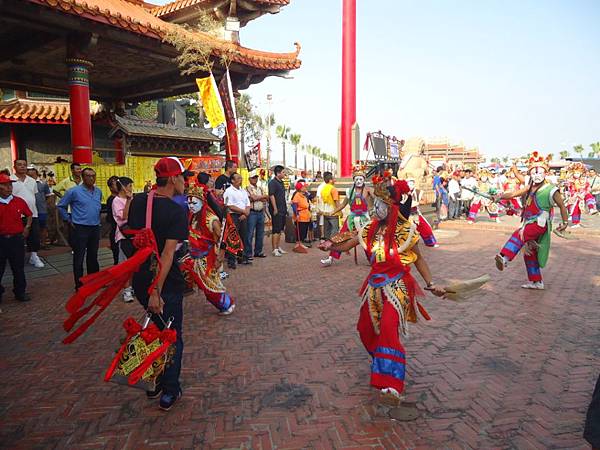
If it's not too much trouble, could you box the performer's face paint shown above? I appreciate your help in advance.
[188,196,203,214]
[480,176,488,182]
[354,175,365,187]
[407,180,415,191]
[574,171,581,179]
[374,198,389,220]
[530,167,546,184]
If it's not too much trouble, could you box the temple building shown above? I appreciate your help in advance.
[0,0,300,186]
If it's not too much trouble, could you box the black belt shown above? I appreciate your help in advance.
[0,233,21,239]
[251,209,264,213]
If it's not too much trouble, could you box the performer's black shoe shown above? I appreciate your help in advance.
[254,253,267,258]
[159,389,182,411]
[16,293,31,302]
[146,385,162,399]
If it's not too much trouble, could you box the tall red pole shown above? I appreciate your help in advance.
[9,126,19,162]
[67,58,93,164]
[340,0,356,178]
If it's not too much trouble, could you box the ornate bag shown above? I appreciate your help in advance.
[104,314,176,391]
[330,230,356,244]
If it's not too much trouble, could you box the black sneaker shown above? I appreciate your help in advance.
[240,259,252,265]
[254,253,267,258]
[159,389,182,411]
[16,294,31,302]
[146,385,162,399]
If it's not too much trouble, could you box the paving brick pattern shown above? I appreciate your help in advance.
[0,228,598,449]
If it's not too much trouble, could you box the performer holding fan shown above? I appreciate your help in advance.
[319,171,483,409]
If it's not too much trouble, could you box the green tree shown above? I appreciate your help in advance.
[235,93,263,158]
[502,157,509,165]
[262,113,276,169]
[276,124,291,167]
[559,150,569,160]
[573,144,584,160]
[290,133,301,169]
[591,142,600,158]
[133,101,158,120]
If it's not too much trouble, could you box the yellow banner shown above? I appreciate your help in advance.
[196,75,225,128]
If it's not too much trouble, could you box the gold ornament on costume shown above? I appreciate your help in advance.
[527,151,551,172]
[187,184,205,199]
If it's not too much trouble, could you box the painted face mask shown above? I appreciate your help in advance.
[188,197,203,214]
[354,176,365,187]
[530,167,546,184]
[373,198,389,220]
[407,180,415,191]
[480,176,488,183]
[574,172,581,179]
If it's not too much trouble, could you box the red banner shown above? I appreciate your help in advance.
[218,71,239,164]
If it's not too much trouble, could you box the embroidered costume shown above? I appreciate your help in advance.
[565,162,597,226]
[500,171,522,216]
[495,152,567,290]
[408,180,437,247]
[180,185,235,315]
[467,169,499,223]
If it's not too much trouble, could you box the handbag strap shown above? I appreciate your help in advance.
[145,190,155,229]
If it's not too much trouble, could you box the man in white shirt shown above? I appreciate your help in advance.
[460,169,477,217]
[447,172,462,219]
[223,173,251,267]
[11,159,44,268]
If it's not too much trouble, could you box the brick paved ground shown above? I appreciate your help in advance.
[1,228,599,449]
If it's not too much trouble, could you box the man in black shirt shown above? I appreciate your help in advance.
[127,157,188,411]
[214,159,237,195]
[268,165,288,257]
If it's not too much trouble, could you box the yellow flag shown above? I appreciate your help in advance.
[196,74,225,128]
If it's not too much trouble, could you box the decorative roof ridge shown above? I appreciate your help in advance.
[151,0,290,17]
[28,0,301,70]
[114,114,219,136]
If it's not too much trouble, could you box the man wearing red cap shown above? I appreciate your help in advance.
[127,157,189,410]
[0,173,33,305]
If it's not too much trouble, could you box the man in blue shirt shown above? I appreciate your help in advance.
[57,168,102,289]
[432,166,443,223]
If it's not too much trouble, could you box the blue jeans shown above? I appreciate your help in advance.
[246,210,265,257]
[137,290,184,395]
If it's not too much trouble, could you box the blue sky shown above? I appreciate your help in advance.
[156,0,600,161]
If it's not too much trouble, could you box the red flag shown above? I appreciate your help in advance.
[218,70,240,164]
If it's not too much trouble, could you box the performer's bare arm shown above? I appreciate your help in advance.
[148,239,178,314]
[320,233,360,253]
[412,244,447,298]
[496,185,529,200]
[553,190,569,232]
[331,197,349,216]
[511,165,526,184]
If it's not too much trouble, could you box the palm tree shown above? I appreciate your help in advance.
[322,153,330,172]
[263,113,275,168]
[275,124,291,167]
[302,144,308,171]
[502,156,509,166]
[591,142,600,158]
[290,133,301,170]
[314,147,321,173]
[559,150,569,160]
[573,144,584,161]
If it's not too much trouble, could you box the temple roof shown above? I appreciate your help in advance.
[109,115,220,142]
[150,0,290,26]
[0,98,71,124]
[27,0,300,71]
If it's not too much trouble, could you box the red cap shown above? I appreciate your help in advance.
[0,174,15,184]
[295,181,307,191]
[154,157,184,177]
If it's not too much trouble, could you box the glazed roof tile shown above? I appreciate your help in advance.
[28,0,300,71]
[0,98,71,124]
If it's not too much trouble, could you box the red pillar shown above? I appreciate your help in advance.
[341,0,356,178]
[9,126,18,162]
[67,58,93,164]
[114,135,125,165]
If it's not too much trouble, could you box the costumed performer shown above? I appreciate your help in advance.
[499,167,523,216]
[319,171,450,405]
[321,165,373,266]
[565,162,598,228]
[407,177,438,247]
[180,183,237,315]
[493,151,569,290]
[467,169,500,223]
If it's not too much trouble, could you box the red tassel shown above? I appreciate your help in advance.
[104,318,143,381]
[127,329,177,385]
